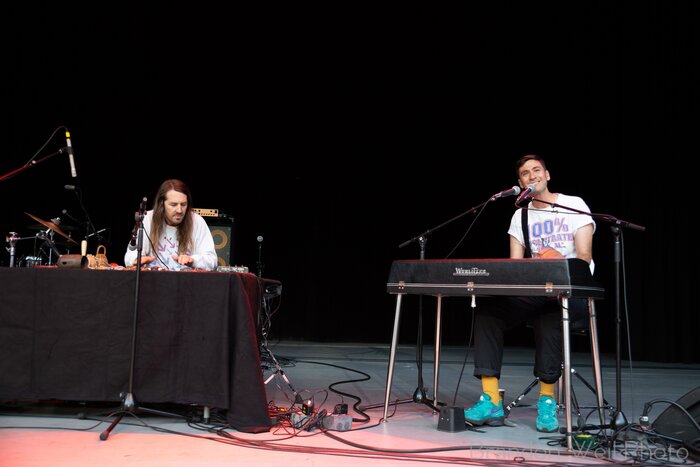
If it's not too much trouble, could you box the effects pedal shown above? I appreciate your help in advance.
[291,412,310,429]
[322,414,352,431]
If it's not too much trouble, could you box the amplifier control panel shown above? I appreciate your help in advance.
[192,208,219,217]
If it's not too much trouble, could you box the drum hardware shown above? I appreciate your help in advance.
[27,223,78,232]
[5,231,44,268]
[23,212,79,265]
[23,256,43,267]
[24,212,77,244]
[5,231,20,267]
[31,230,63,263]
[86,228,108,238]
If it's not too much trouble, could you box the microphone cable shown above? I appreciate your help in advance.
[444,197,492,259]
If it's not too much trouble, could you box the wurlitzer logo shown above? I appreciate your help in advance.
[454,267,489,277]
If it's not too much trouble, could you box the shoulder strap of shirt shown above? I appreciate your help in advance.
[521,208,532,258]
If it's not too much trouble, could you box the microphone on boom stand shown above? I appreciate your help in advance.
[256,235,264,277]
[99,196,184,441]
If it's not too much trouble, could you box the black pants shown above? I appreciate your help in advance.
[472,296,589,384]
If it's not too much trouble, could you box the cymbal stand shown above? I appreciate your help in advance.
[100,197,183,440]
[35,229,62,264]
[5,232,20,267]
[5,232,46,267]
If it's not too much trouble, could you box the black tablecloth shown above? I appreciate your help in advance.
[0,267,273,433]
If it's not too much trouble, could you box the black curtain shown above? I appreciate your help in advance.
[3,3,698,363]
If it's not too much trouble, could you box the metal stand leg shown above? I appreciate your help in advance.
[561,296,574,451]
[505,377,540,415]
[432,295,443,412]
[561,297,606,452]
[587,298,607,430]
[6,232,19,267]
[382,294,403,422]
[263,344,297,396]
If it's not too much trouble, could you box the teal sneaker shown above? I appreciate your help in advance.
[536,395,559,433]
[464,393,505,426]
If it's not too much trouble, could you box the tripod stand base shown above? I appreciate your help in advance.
[99,394,188,441]
[612,410,628,430]
[100,412,125,440]
[558,423,613,434]
[412,386,428,403]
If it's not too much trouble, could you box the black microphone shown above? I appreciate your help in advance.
[61,209,81,223]
[490,185,522,201]
[128,211,140,251]
[515,183,537,206]
[64,184,79,191]
[65,130,77,178]
[128,198,148,251]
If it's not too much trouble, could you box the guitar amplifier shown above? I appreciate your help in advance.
[195,208,235,266]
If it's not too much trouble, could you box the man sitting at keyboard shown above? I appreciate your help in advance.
[463,154,595,433]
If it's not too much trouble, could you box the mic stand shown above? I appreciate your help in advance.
[262,342,299,403]
[529,197,646,440]
[100,199,183,440]
[387,200,488,413]
[610,225,628,432]
[68,186,104,249]
[256,236,264,277]
[412,236,429,406]
[0,150,64,182]
[1,126,74,182]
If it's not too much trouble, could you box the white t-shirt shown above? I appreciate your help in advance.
[508,193,595,273]
[123,211,218,271]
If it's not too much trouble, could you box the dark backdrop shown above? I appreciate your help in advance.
[3,4,698,363]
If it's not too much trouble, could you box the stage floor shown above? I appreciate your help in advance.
[2,340,699,466]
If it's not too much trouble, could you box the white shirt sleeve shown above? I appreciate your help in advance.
[189,214,218,271]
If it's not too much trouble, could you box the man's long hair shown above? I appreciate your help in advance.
[150,179,194,255]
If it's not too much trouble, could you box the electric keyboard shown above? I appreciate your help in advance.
[382,257,606,449]
[387,258,604,299]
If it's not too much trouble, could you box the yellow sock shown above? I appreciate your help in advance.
[482,376,500,404]
[539,382,556,400]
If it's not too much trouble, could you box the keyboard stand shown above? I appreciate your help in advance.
[382,293,606,452]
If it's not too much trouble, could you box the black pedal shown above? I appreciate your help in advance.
[437,406,467,432]
[301,399,314,415]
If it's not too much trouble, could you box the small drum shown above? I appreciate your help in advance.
[25,256,43,268]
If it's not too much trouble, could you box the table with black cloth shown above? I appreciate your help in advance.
[0,266,274,433]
